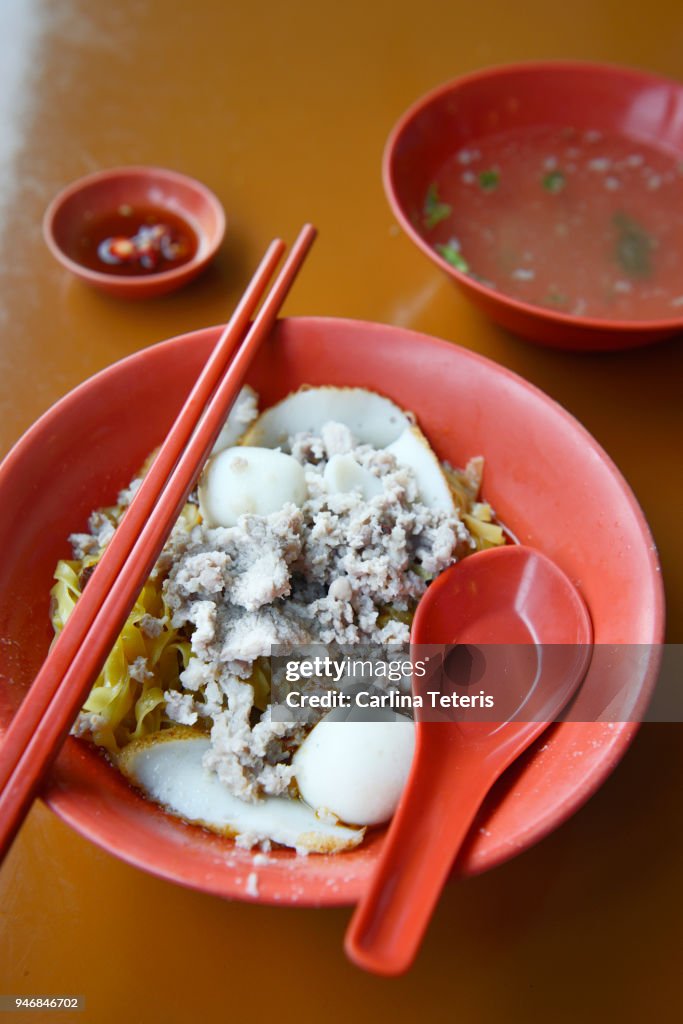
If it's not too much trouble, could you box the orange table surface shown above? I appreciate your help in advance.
[0,1,682,1021]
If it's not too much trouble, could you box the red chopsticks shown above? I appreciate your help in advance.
[0,224,317,861]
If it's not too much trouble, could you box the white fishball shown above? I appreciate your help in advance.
[198,446,307,527]
[293,712,415,826]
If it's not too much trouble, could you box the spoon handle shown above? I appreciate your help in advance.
[344,740,491,975]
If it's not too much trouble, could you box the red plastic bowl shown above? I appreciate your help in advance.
[383,61,683,351]
[43,166,226,299]
[0,318,664,904]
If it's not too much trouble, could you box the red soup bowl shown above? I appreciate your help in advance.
[43,165,226,299]
[384,61,683,351]
[0,317,664,904]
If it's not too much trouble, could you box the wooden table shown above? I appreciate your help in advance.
[0,0,681,1020]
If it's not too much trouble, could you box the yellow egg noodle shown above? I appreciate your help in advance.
[50,498,197,754]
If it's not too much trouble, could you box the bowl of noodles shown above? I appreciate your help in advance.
[0,317,664,904]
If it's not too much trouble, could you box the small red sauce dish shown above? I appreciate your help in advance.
[43,166,226,299]
[383,62,683,351]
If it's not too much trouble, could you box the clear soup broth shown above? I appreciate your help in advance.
[423,125,683,322]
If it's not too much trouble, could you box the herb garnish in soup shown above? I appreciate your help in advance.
[424,125,683,321]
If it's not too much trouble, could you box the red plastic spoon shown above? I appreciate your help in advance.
[345,545,593,975]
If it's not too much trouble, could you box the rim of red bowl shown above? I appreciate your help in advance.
[0,318,666,905]
[382,59,683,337]
[42,165,226,291]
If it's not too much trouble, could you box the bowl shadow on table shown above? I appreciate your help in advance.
[493,317,683,410]
[401,265,682,417]
[117,723,682,1007]
[5,705,677,1018]
[447,723,682,953]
